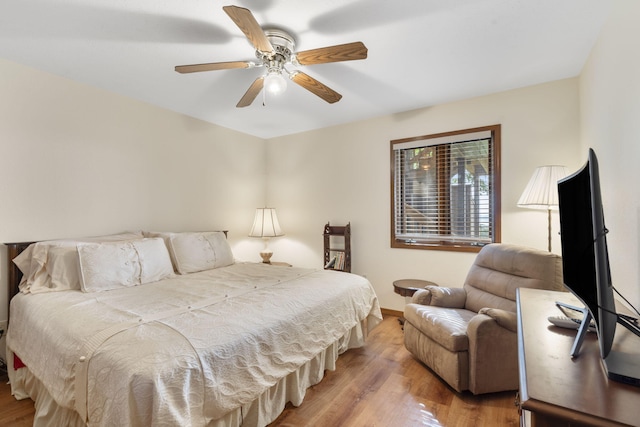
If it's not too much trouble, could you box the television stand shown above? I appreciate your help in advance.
[556,300,639,326]
[518,289,639,426]
[606,315,640,386]
[555,301,593,358]
[555,300,640,386]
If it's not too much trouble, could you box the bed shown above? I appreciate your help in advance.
[4,231,382,426]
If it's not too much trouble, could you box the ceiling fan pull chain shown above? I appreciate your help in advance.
[262,83,267,107]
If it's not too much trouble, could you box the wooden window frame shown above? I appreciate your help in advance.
[390,124,501,253]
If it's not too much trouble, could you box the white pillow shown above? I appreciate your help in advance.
[12,245,33,281]
[134,238,177,283]
[15,231,145,294]
[77,238,174,292]
[143,231,177,268]
[46,243,84,291]
[163,231,234,274]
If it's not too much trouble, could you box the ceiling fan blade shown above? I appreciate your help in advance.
[291,72,342,104]
[237,77,264,108]
[296,42,368,65]
[175,61,252,74]
[223,6,274,55]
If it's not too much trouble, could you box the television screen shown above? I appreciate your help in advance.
[557,148,617,358]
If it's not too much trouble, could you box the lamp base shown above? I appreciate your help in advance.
[259,250,273,264]
[547,208,552,252]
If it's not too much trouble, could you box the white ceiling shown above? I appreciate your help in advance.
[0,0,611,139]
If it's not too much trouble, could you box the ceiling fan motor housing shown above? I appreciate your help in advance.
[259,29,295,74]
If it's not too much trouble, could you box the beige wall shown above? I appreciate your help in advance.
[267,78,581,311]
[4,0,637,321]
[579,0,640,309]
[0,59,266,323]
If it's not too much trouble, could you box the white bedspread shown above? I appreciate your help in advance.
[7,263,382,426]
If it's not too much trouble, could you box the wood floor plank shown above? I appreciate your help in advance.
[0,371,35,427]
[0,316,520,426]
[271,315,519,426]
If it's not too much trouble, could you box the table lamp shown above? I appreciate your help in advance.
[249,207,284,263]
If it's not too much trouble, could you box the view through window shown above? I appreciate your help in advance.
[391,125,501,252]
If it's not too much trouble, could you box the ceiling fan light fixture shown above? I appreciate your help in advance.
[176,6,368,107]
[264,70,287,95]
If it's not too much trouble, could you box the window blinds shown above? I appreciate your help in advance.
[393,132,494,246]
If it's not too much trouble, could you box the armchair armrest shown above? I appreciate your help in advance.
[478,307,517,333]
[411,286,466,308]
[410,288,433,305]
[467,309,519,393]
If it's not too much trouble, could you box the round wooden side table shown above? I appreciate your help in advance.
[393,279,437,297]
[393,279,438,327]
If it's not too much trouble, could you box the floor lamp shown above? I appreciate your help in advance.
[249,207,284,263]
[517,165,569,252]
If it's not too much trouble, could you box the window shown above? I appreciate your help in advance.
[391,125,501,252]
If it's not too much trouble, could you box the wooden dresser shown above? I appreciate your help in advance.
[516,288,639,427]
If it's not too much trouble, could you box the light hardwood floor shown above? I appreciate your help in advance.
[0,315,519,426]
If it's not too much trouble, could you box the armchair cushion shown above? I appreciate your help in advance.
[404,304,476,352]
[463,244,564,313]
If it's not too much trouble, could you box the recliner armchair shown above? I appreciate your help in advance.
[403,243,564,394]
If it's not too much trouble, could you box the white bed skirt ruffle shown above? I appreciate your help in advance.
[8,317,370,427]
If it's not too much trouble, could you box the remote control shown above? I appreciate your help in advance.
[548,316,596,332]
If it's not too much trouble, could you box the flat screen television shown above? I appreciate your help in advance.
[557,148,640,385]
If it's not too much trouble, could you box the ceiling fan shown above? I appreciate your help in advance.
[175,5,368,107]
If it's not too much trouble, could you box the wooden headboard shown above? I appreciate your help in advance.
[5,241,35,320]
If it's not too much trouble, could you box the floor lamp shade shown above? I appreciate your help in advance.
[249,208,284,263]
[517,165,570,210]
[518,165,569,251]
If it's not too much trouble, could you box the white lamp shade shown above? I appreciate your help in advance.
[517,165,570,211]
[249,208,284,238]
